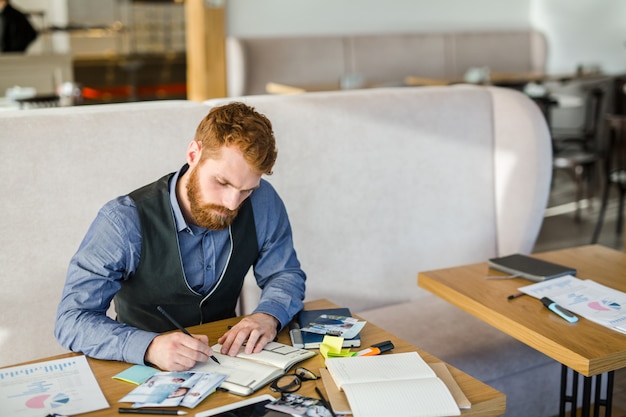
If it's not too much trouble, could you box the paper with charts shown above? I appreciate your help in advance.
[519,275,626,333]
[0,355,108,417]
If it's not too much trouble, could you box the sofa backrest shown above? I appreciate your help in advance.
[227,30,547,96]
[0,86,551,367]
[0,100,210,367]
[206,85,552,314]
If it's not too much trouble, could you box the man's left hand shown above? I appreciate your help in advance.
[217,312,279,356]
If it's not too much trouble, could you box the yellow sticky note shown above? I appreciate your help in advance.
[319,335,355,358]
[320,335,344,358]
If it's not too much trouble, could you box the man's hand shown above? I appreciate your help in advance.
[145,332,213,371]
[217,312,279,356]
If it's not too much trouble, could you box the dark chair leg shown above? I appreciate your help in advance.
[592,182,612,243]
[574,165,584,222]
[617,189,625,236]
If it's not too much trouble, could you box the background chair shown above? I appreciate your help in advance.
[591,114,626,243]
[552,86,605,153]
[551,86,606,221]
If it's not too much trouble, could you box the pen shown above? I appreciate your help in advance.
[156,306,221,365]
[507,292,525,300]
[485,274,521,280]
[118,408,188,415]
[315,386,338,417]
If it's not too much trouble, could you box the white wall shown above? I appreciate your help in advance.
[530,0,626,74]
[225,0,531,36]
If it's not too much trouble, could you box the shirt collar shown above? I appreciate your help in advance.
[170,164,191,233]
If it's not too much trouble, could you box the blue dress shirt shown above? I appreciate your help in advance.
[55,167,306,365]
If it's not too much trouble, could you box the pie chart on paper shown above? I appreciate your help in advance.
[25,393,70,409]
[26,394,50,409]
[588,299,621,311]
[51,393,70,407]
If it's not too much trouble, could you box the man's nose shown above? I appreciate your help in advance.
[222,189,243,211]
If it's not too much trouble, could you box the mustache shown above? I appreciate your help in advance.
[202,203,237,216]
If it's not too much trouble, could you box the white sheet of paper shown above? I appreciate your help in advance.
[0,355,109,417]
[343,379,460,417]
[519,275,626,333]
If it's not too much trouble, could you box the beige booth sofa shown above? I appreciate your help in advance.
[1,85,557,416]
[226,30,547,96]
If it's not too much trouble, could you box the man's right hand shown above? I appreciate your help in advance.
[144,332,213,371]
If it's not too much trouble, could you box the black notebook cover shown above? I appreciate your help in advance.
[488,254,576,282]
[289,308,361,349]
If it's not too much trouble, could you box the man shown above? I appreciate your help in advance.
[55,102,306,372]
[0,0,38,52]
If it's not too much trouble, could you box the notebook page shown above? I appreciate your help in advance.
[343,378,460,417]
[325,352,435,389]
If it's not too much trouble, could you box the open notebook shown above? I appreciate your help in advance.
[324,352,462,417]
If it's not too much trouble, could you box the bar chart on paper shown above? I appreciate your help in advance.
[0,355,108,417]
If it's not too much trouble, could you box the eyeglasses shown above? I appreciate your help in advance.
[270,367,319,393]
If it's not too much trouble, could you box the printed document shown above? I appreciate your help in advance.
[519,275,626,333]
[0,355,108,417]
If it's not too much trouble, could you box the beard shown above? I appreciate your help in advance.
[186,167,239,230]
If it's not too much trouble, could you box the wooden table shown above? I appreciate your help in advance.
[418,244,626,417]
[3,299,505,417]
[268,72,591,95]
[265,80,405,94]
[404,72,580,88]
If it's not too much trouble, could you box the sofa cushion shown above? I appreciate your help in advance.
[228,35,346,96]
[227,30,548,96]
[350,33,450,81]
[450,31,547,77]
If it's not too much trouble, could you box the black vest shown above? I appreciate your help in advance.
[114,171,258,333]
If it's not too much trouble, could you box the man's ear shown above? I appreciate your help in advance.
[186,140,202,165]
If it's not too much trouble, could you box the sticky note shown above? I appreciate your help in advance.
[112,364,159,385]
[320,335,355,358]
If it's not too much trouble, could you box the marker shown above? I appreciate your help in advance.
[507,292,525,300]
[119,408,188,415]
[357,347,383,356]
[357,340,394,356]
[541,297,578,323]
[156,306,220,365]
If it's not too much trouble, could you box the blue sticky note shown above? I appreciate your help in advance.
[113,364,159,385]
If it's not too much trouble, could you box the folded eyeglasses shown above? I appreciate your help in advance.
[270,367,319,393]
